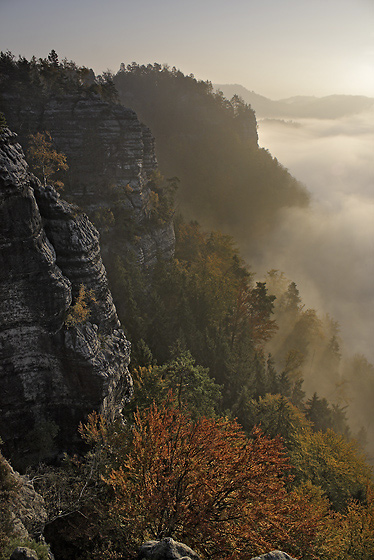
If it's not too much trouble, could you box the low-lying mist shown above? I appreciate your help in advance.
[254,110,374,364]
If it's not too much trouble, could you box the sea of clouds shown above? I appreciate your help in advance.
[254,109,374,362]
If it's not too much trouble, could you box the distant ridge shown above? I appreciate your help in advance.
[214,83,374,119]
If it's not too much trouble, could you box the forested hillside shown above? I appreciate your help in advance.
[1,52,374,560]
[111,60,374,454]
[113,63,309,247]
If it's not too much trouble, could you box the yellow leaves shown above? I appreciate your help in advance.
[132,365,157,390]
[310,489,374,560]
[342,491,374,558]
[79,411,108,446]
[27,131,68,188]
[65,284,96,328]
[291,427,372,511]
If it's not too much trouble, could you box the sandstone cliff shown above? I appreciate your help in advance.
[0,127,132,467]
[1,89,175,269]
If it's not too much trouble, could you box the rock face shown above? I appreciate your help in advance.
[0,128,132,465]
[1,91,175,268]
[0,452,47,542]
[139,538,201,560]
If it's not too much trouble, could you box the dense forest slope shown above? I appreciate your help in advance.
[113,63,309,247]
[111,61,374,454]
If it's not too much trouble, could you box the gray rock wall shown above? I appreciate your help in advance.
[1,92,175,269]
[0,128,132,466]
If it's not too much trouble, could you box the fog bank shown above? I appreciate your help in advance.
[255,110,374,362]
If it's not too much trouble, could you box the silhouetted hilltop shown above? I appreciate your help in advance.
[215,83,374,119]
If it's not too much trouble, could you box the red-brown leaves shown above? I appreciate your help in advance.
[83,404,326,559]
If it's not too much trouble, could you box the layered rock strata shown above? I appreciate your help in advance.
[1,92,175,268]
[0,128,132,465]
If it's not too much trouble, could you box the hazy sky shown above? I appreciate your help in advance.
[1,0,373,99]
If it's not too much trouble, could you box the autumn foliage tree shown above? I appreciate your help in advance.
[81,403,328,560]
[291,427,372,512]
[310,488,374,560]
[27,131,68,188]
[65,284,97,328]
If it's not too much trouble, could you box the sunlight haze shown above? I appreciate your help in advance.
[3,0,374,535]
[1,0,373,99]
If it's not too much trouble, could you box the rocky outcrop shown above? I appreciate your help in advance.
[139,538,201,560]
[138,541,297,560]
[250,552,296,560]
[10,548,39,560]
[0,128,132,466]
[0,452,47,542]
[1,91,175,268]
[32,181,118,330]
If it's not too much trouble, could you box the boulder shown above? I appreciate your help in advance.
[10,548,38,560]
[139,538,201,560]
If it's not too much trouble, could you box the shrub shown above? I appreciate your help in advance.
[65,284,96,328]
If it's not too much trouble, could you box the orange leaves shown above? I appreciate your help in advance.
[83,404,327,559]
